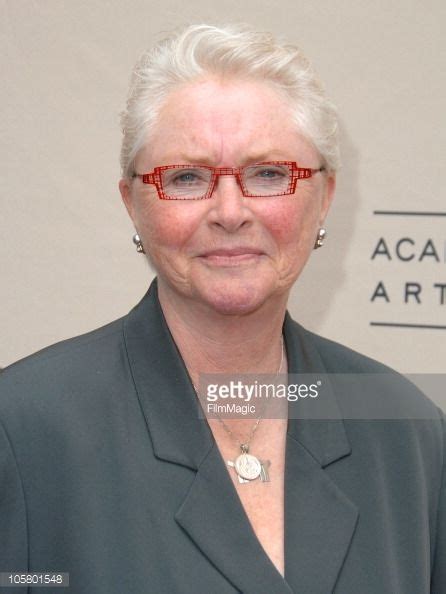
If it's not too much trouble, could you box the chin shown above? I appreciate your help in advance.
[193,277,277,316]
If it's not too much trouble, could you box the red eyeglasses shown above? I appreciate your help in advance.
[132,161,325,200]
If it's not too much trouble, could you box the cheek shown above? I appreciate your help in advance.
[135,199,200,255]
[263,199,318,252]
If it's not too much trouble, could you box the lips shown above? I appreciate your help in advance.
[198,247,265,266]
[201,248,264,257]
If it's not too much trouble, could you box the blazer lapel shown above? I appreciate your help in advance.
[284,437,358,593]
[176,443,294,594]
[283,315,359,593]
[124,281,293,593]
[123,281,211,470]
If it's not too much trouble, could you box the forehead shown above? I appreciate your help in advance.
[140,78,316,166]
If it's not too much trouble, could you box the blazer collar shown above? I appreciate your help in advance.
[123,280,358,594]
[283,311,352,467]
[123,279,213,470]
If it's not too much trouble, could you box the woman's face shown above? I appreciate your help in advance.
[120,79,335,316]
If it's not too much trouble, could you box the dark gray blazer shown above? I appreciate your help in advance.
[0,280,444,593]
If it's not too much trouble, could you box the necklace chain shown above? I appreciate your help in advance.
[215,336,285,450]
[192,336,286,483]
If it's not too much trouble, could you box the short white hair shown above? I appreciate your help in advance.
[120,24,340,178]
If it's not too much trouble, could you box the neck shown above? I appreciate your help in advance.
[157,279,289,385]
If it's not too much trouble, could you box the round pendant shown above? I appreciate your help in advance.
[234,453,262,481]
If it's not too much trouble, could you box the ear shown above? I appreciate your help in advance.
[319,173,336,225]
[119,178,136,221]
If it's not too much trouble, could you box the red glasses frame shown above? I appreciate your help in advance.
[132,161,325,200]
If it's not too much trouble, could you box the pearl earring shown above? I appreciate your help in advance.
[132,233,145,254]
[314,228,326,249]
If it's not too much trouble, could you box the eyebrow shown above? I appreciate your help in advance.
[160,151,290,166]
[240,152,289,165]
[176,154,216,164]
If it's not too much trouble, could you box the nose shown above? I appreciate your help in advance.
[207,174,253,233]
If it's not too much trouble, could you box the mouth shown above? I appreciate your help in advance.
[197,248,265,267]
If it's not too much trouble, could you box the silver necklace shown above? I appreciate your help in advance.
[196,337,285,485]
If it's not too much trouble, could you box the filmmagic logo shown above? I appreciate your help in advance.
[207,402,257,415]
[206,379,321,402]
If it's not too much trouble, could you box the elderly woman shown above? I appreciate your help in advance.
[0,24,444,594]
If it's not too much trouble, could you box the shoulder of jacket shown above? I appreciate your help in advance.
[3,316,124,374]
[286,317,396,374]
[0,315,128,415]
[286,317,443,423]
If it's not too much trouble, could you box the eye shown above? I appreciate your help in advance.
[168,168,209,186]
[174,171,199,183]
[245,164,289,181]
[170,170,199,184]
[258,166,287,177]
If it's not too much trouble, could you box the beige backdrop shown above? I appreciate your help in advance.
[1,1,445,380]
